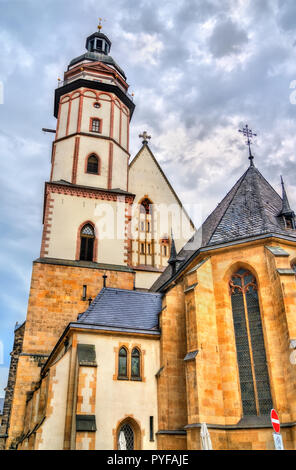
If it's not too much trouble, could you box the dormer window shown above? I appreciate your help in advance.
[284,215,295,229]
[96,39,103,51]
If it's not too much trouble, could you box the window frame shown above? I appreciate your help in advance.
[85,153,100,175]
[79,223,95,262]
[229,268,273,416]
[89,117,102,134]
[131,348,141,380]
[118,346,128,379]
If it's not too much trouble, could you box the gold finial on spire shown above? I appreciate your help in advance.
[98,18,103,31]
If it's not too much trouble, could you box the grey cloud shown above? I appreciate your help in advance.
[208,19,248,58]
[277,0,296,32]
[1,0,296,396]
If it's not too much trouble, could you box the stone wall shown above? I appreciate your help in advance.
[5,259,134,448]
[0,322,25,450]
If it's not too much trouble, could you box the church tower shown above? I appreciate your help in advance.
[43,25,135,266]
[0,26,138,450]
[0,25,194,450]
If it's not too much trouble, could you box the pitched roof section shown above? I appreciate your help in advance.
[77,287,162,331]
[151,164,296,292]
[208,165,296,245]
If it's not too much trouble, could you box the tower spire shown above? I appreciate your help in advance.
[280,176,293,215]
[168,230,177,275]
[279,175,295,229]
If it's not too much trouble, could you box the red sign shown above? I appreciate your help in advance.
[271,409,280,434]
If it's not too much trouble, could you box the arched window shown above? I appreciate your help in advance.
[138,197,154,266]
[131,348,141,379]
[79,223,95,261]
[118,423,134,450]
[86,154,99,174]
[291,262,296,274]
[118,347,128,378]
[229,268,273,416]
[140,198,152,215]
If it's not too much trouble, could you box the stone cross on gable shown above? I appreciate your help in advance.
[139,131,151,145]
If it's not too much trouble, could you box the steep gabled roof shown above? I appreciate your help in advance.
[77,287,162,332]
[151,164,296,292]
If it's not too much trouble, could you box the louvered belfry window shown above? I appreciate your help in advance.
[230,269,273,416]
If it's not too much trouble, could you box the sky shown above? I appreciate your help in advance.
[1,0,296,397]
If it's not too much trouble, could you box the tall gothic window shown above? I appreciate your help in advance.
[79,224,95,261]
[229,268,273,416]
[138,198,154,266]
[118,347,128,378]
[87,154,99,174]
[131,348,140,379]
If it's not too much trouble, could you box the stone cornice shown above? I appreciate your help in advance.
[45,181,135,204]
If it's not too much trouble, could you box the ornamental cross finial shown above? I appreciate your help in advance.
[139,131,151,145]
[238,124,257,166]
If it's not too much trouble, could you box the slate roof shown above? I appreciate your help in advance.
[77,287,162,331]
[151,164,296,292]
[68,52,126,79]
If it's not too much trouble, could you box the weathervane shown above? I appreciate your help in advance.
[139,131,151,145]
[98,17,106,31]
[238,124,257,166]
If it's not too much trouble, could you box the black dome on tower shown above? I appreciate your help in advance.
[68,28,126,79]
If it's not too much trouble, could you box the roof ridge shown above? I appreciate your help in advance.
[104,287,162,296]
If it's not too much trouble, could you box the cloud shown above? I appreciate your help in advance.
[1,0,296,398]
[208,18,248,58]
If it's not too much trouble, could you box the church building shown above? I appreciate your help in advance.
[1,26,296,451]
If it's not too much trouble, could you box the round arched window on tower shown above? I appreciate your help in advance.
[79,223,95,261]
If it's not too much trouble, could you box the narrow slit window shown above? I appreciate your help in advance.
[118,347,128,378]
[79,224,95,261]
[131,348,140,379]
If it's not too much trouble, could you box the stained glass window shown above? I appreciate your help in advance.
[131,348,140,379]
[118,347,127,377]
[230,269,273,416]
